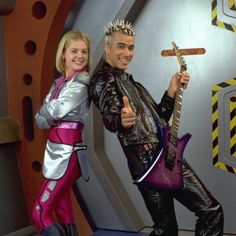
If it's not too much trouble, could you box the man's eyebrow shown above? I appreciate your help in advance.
[117,42,126,45]
[117,42,134,47]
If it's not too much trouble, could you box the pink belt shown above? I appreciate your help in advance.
[56,121,84,130]
[49,122,84,145]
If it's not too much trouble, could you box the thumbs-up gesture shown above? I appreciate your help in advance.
[121,96,136,128]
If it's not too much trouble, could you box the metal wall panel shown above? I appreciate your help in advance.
[75,0,236,233]
[128,0,236,233]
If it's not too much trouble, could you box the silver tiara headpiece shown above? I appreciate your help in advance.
[104,19,135,36]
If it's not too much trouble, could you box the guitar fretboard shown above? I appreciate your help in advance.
[168,42,187,148]
[169,84,185,146]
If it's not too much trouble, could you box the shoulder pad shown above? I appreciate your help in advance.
[74,72,91,85]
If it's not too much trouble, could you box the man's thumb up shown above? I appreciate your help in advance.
[122,96,132,112]
[121,96,136,128]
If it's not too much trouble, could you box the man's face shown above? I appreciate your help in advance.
[104,32,134,70]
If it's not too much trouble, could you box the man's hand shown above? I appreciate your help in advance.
[167,71,190,98]
[121,96,136,128]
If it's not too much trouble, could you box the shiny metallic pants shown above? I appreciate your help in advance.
[126,150,224,236]
[32,152,80,231]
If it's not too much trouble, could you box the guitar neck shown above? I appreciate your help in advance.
[169,82,185,145]
[169,42,187,145]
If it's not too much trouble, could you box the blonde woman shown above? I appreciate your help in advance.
[32,30,91,236]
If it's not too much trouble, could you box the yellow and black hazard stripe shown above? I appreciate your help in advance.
[229,0,236,11]
[230,96,236,157]
[212,78,236,174]
[212,0,236,32]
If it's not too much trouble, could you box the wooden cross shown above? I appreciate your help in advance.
[161,47,206,57]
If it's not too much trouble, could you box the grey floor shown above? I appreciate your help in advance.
[4,226,236,236]
[94,229,236,236]
[179,231,235,236]
[142,228,235,236]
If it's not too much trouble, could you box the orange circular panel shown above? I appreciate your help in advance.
[4,0,93,235]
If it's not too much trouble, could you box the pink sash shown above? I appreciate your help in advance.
[49,125,83,145]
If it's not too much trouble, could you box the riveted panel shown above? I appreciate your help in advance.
[4,1,93,234]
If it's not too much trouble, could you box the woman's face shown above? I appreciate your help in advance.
[63,39,89,78]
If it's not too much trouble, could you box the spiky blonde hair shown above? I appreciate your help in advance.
[104,19,135,36]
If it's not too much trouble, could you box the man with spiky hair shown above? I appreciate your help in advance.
[89,20,224,235]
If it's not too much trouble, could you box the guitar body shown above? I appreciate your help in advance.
[133,42,190,191]
[134,126,192,190]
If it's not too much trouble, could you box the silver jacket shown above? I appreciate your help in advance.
[35,72,91,179]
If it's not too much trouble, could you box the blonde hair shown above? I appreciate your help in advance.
[56,30,91,73]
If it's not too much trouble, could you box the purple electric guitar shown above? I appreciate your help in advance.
[133,42,191,190]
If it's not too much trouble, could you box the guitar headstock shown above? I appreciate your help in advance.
[172,41,187,72]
